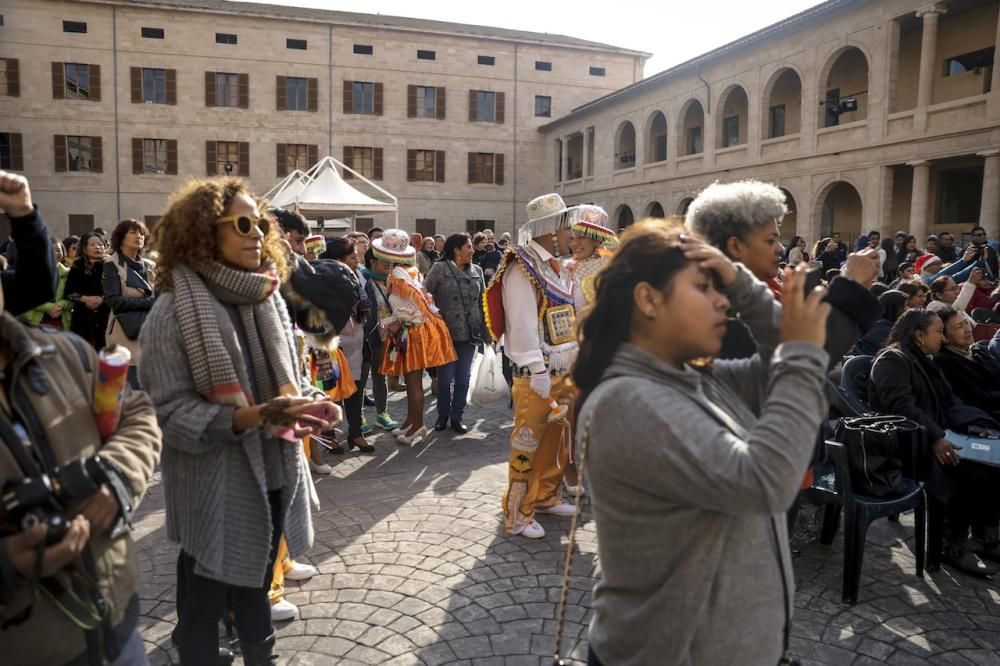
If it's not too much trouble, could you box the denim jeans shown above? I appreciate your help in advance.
[436,340,477,422]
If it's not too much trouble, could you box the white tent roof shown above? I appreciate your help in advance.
[269,171,310,208]
[291,157,397,219]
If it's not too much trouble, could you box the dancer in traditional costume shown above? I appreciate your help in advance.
[565,205,616,310]
[374,229,456,446]
[483,193,580,539]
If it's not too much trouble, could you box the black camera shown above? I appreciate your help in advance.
[2,456,109,545]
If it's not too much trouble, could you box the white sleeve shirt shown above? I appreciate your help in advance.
[501,254,546,373]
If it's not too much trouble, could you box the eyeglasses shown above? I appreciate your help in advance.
[216,214,270,237]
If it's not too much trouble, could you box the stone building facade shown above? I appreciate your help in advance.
[541,0,1000,248]
[0,0,646,237]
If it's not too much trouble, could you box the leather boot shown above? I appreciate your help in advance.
[239,632,277,666]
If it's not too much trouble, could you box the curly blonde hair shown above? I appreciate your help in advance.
[150,177,290,290]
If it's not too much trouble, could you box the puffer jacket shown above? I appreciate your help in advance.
[0,313,162,665]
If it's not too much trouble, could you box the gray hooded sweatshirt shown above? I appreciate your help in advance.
[579,265,829,665]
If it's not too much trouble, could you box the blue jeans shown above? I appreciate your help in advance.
[437,340,477,422]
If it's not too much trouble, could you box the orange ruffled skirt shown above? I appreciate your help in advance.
[381,315,457,376]
[322,348,358,402]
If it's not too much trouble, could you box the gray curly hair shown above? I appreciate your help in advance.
[684,180,788,255]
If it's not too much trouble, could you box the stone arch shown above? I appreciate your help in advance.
[716,84,749,148]
[614,204,635,229]
[676,196,695,216]
[645,110,668,164]
[645,201,665,218]
[761,66,803,139]
[818,45,871,128]
[677,98,705,156]
[614,121,636,170]
[813,179,864,244]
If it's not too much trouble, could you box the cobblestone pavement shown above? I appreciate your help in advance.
[137,390,1000,665]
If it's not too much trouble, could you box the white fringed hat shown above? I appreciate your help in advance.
[518,193,572,246]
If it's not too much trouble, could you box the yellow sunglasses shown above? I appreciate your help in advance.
[216,213,271,237]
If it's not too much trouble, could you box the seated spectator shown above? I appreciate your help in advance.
[935,231,959,263]
[927,272,983,327]
[915,254,942,279]
[919,245,980,285]
[66,231,110,349]
[785,235,809,267]
[888,261,915,288]
[896,234,923,265]
[869,309,1000,576]
[870,282,890,298]
[897,280,929,309]
[934,307,1000,421]
[850,289,907,356]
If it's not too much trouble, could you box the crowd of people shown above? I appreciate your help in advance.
[3,164,1000,665]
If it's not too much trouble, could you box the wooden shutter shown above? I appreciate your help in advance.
[342,146,353,179]
[407,85,416,118]
[468,90,477,122]
[276,76,287,111]
[406,149,416,182]
[238,73,249,109]
[495,92,505,124]
[374,82,383,115]
[91,136,103,172]
[276,143,287,177]
[206,140,216,175]
[436,87,446,120]
[373,148,383,180]
[9,133,22,170]
[54,135,67,172]
[89,65,101,101]
[343,80,353,114]
[166,139,178,174]
[132,137,144,174]
[130,67,142,103]
[307,78,318,112]
[52,62,65,99]
[307,144,318,166]
[467,152,476,183]
[5,59,19,97]
[205,71,216,107]
[238,141,249,175]
[165,69,177,105]
[494,153,504,185]
[435,150,445,183]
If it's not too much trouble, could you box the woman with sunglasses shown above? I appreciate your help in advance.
[139,178,339,665]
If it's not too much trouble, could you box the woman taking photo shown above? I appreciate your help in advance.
[424,233,485,433]
[139,178,337,664]
[66,230,110,349]
[103,219,155,388]
[374,228,456,445]
[575,220,831,665]
[869,309,1000,576]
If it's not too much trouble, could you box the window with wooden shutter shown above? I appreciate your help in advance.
[407,85,417,118]
[468,90,477,122]
[276,76,287,111]
[214,73,240,107]
[140,68,167,103]
[238,142,249,175]
[343,81,353,113]
[54,135,67,172]
[206,141,217,175]
[436,87,446,120]
[495,92,505,124]
[205,72,216,106]
[138,138,168,174]
[165,69,176,105]
[89,64,101,101]
[406,150,416,182]
[472,91,495,122]
[415,219,436,237]
[91,136,103,172]
[52,62,65,99]
[343,147,375,179]
[307,78,318,112]
[307,144,317,169]
[435,150,445,183]
[2,59,19,97]
[410,150,436,182]
[166,139,177,174]
[130,67,142,103]
[0,133,22,170]
[373,147,383,180]
[66,136,96,172]
[281,143,311,175]
[276,143,287,177]
[374,82,383,115]
[131,137,143,173]
[285,77,308,111]
[343,146,354,179]
[467,153,476,184]
[494,154,504,185]
[69,215,95,236]
[238,73,249,108]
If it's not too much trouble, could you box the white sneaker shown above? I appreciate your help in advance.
[536,502,578,517]
[511,520,545,539]
[270,599,299,622]
[284,561,318,581]
[308,459,332,475]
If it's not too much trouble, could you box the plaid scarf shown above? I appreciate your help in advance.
[173,261,298,408]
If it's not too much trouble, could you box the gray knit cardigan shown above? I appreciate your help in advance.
[139,290,314,588]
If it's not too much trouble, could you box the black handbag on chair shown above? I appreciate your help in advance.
[835,415,920,497]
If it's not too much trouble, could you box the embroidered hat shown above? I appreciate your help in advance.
[372,228,416,265]
[914,253,942,274]
[518,193,573,246]
[568,205,616,247]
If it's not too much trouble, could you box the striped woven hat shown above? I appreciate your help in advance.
[569,205,616,246]
[372,228,416,265]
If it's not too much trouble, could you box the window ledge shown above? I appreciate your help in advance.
[715,144,747,155]
[761,133,800,146]
[817,119,867,134]
[613,166,636,174]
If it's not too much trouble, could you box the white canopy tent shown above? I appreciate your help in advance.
[267,156,398,231]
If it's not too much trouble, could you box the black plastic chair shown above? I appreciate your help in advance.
[840,355,874,411]
[803,439,925,605]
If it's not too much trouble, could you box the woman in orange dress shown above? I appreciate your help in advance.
[374,229,456,445]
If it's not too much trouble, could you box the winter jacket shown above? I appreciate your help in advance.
[869,346,953,443]
[423,260,485,343]
[102,252,155,367]
[934,344,1000,418]
[580,265,829,666]
[66,260,110,350]
[850,318,892,357]
[1,207,57,316]
[19,262,72,329]
[0,314,161,665]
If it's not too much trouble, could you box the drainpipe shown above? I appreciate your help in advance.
[328,24,333,156]
[512,43,518,238]
[696,66,711,114]
[112,6,121,220]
